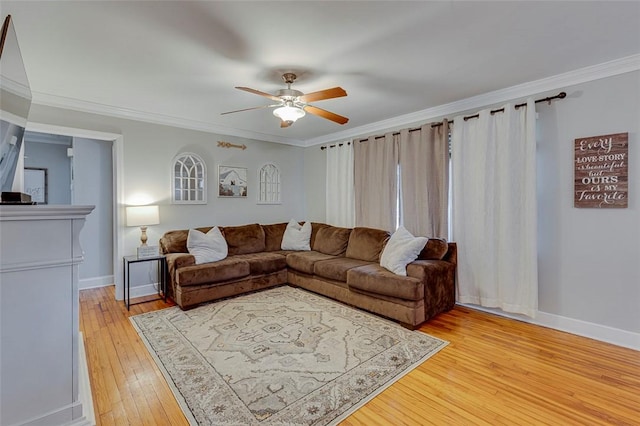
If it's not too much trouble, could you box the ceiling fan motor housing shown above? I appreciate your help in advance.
[275,88,303,101]
[282,72,298,84]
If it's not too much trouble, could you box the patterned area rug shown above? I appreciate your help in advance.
[131,286,447,425]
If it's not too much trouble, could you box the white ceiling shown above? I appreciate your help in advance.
[2,1,639,146]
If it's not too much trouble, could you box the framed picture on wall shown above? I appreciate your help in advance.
[218,165,247,197]
[24,167,48,204]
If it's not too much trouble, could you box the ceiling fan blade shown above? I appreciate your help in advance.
[304,105,349,125]
[221,104,278,115]
[235,86,281,102]
[298,87,347,103]
[280,120,291,128]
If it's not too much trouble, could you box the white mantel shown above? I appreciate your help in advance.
[1,205,95,426]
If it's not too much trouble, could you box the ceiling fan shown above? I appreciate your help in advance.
[221,73,349,128]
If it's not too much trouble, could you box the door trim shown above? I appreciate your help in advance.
[26,122,125,300]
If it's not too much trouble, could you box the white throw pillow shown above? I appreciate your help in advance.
[187,227,228,264]
[380,226,428,276]
[281,219,312,251]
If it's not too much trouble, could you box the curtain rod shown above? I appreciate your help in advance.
[320,141,351,151]
[432,91,567,127]
[323,91,566,147]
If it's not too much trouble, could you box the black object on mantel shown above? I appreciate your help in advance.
[1,192,35,204]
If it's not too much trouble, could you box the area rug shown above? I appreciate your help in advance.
[130,286,447,425]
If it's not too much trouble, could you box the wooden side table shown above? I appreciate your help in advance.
[123,254,167,310]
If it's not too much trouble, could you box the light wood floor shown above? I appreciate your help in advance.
[80,285,640,425]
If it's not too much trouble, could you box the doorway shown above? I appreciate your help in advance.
[24,126,119,291]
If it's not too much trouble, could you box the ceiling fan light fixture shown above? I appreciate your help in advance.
[273,104,305,123]
[223,73,348,126]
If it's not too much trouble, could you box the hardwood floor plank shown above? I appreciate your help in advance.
[80,286,640,425]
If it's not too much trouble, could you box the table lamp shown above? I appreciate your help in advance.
[126,205,160,246]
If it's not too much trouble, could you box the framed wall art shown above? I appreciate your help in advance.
[24,167,48,204]
[218,165,247,198]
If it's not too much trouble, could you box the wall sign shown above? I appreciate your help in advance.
[574,132,628,208]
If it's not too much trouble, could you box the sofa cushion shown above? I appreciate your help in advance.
[418,238,449,260]
[262,222,288,252]
[221,223,266,255]
[160,227,212,254]
[286,251,336,275]
[347,264,424,301]
[312,226,352,256]
[345,227,390,262]
[313,257,371,282]
[232,252,287,275]
[176,257,250,287]
[310,222,330,249]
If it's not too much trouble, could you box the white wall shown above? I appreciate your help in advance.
[73,137,114,288]
[303,71,640,347]
[537,71,639,334]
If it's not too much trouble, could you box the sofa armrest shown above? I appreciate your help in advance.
[165,253,196,296]
[406,259,452,281]
[406,259,456,321]
[166,252,196,269]
[443,242,457,265]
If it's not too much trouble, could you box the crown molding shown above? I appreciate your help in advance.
[27,54,639,148]
[304,53,640,147]
[0,76,32,98]
[30,92,306,147]
[26,122,122,142]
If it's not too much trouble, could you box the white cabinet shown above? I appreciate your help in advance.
[1,205,94,426]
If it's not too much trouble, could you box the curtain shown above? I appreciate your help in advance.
[398,121,449,238]
[354,134,398,231]
[451,99,538,317]
[325,142,355,227]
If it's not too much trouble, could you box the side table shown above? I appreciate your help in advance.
[123,254,167,310]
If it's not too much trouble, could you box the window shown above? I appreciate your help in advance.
[257,163,281,204]
[172,153,206,204]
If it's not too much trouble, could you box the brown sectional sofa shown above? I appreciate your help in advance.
[159,222,457,328]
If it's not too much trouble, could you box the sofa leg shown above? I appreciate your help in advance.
[398,321,420,331]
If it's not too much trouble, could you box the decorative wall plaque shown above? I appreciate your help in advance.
[574,132,628,208]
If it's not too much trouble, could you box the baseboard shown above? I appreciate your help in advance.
[79,275,113,290]
[459,303,639,351]
[78,332,96,426]
[129,282,161,299]
[534,311,639,351]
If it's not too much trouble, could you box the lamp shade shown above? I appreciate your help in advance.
[126,205,159,227]
[273,105,305,123]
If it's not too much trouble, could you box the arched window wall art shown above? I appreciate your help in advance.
[257,163,281,204]
[171,152,207,204]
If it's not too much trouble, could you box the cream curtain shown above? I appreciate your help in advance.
[354,134,398,231]
[451,99,538,317]
[398,121,449,238]
[325,142,355,227]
